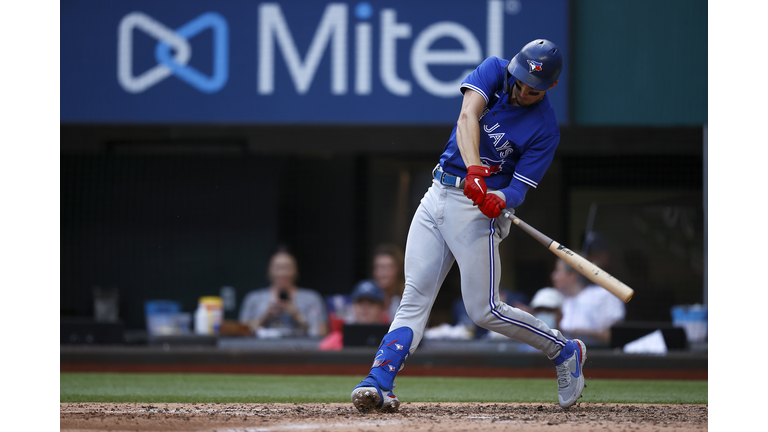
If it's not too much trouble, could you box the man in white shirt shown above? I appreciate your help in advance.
[551,258,625,346]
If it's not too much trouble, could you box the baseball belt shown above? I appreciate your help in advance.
[432,164,465,189]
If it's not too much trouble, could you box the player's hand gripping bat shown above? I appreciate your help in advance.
[502,210,634,303]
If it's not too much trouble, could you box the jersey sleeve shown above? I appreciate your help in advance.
[460,56,507,104]
[498,179,530,209]
[499,134,559,208]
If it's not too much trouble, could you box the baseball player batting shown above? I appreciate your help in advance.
[351,39,587,412]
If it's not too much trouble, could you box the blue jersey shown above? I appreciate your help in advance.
[438,56,560,208]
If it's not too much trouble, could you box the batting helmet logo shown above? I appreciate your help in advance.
[527,60,543,73]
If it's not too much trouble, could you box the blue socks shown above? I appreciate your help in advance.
[550,340,575,366]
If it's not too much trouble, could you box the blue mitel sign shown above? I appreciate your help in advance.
[61,0,568,124]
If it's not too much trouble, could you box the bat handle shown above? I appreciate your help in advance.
[501,210,555,249]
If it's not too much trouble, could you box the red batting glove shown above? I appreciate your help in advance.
[463,165,490,206]
[479,193,506,219]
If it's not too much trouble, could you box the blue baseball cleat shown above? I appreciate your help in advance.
[551,339,587,408]
[351,376,400,413]
[352,327,412,413]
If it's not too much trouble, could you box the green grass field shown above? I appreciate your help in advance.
[60,373,707,404]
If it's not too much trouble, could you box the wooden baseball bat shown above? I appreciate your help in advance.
[502,210,634,303]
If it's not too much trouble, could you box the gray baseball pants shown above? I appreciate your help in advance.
[389,179,567,358]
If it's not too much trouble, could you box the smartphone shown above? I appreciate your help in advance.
[278,289,289,301]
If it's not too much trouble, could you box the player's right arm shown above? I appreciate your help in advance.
[454,57,507,206]
[455,89,486,169]
[456,89,491,205]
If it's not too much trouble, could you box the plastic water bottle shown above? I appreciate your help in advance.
[193,296,224,335]
[194,303,208,335]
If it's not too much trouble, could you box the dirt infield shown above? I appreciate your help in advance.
[61,402,707,431]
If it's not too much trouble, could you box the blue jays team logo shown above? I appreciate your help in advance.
[372,350,385,368]
[527,59,543,73]
[480,156,505,173]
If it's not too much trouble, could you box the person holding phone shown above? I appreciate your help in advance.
[239,247,328,337]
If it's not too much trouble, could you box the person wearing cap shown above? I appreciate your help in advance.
[529,287,564,331]
[318,280,388,351]
[349,280,389,325]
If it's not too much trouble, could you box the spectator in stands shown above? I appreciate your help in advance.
[239,247,328,338]
[371,244,406,322]
[529,287,564,330]
[319,280,388,350]
[348,280,389,324]
[551,258,625,346]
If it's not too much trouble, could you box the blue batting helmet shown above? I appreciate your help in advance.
[506,39,563,91]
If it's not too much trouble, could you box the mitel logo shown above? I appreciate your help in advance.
[117,12,229,93]
[115,1,520,97]
[258,0,515,97]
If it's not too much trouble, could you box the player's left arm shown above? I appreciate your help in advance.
[478,134,558,218]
